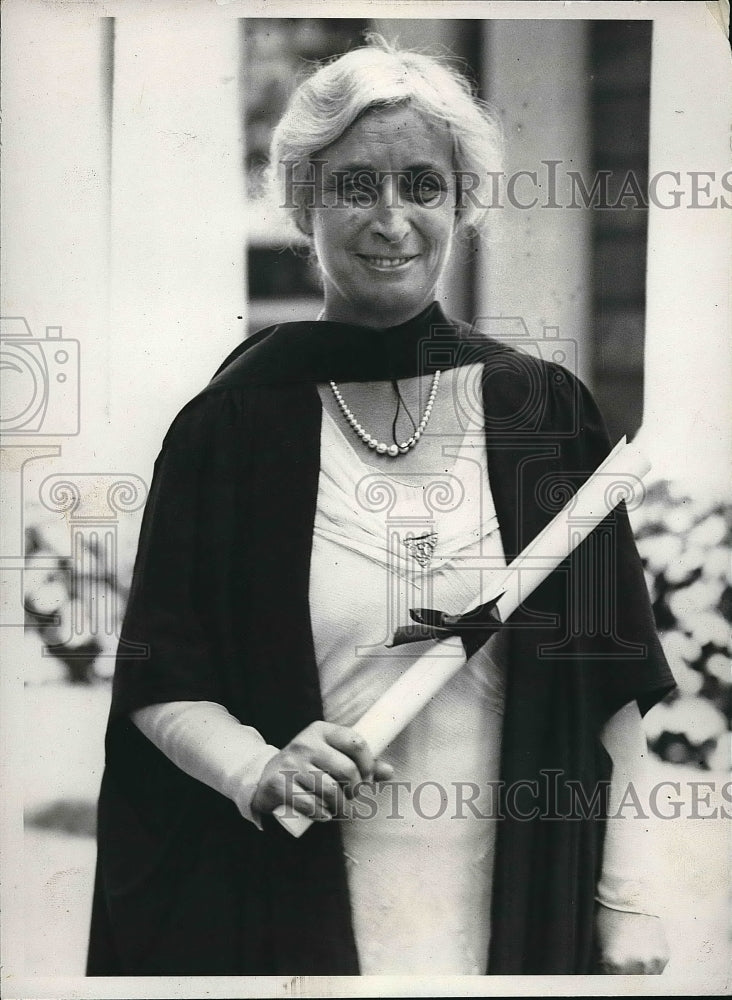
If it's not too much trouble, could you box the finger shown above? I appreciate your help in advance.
[264,746,360,803]
[306,745,368,796]
[320,725,376,782]
[296,768,346,815]
[283,782,333,822]
[252,773,326,822]
[256,758,335,822]
[373,759,394,781]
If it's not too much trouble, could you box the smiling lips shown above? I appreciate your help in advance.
[357,254,419,269]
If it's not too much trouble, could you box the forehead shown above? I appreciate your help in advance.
[321,105,453,171]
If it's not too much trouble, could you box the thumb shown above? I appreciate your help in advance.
[373,759,394,781]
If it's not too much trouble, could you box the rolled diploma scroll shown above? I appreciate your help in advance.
[275,436,650,837]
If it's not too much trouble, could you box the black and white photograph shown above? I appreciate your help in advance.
[1,1,731,996]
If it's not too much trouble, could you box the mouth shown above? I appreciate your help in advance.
[356,254,419,271]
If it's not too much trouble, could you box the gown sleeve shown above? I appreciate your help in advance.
[131,700,279,827]
[559,369,677,720]
[110,390,245,721]
[596,701,662,916]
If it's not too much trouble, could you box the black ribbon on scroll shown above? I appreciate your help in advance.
[389,593,505,659]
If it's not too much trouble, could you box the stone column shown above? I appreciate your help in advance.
[109,9,246,476]
[478,19,593,386]
[641,7,732,494]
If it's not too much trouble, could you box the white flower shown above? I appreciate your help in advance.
[26,579,67,616]
[661,630,702,664]
[705,731,732,772]
[636,533,682,573]
[666,483,719,518]
[630,498,669,533]
[668,581,725,623]
[688,513,729,549]
[688,611,731,648]
[705,652,731,684]
[669,659,704,696]
[665,506,696,534]
[661,695,727,743]
[643,701,672,741]
[702,546,732,581]
[665,545,706,584]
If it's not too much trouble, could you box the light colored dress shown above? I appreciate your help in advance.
[309,397,509,975]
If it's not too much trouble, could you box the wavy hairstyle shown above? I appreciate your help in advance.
[266,34,504,240]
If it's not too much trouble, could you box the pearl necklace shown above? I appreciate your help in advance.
[329,371,441,457]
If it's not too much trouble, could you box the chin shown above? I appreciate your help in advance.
[363,302,421,327]
[366,288,432,321]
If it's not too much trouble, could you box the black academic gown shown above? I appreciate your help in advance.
[87,303,675,976]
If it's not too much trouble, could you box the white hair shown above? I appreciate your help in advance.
[266,35,504,239]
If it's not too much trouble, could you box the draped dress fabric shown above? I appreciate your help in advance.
[309,393,508,974]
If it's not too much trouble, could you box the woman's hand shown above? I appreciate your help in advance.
[251,720,393,822]
[594,903,670,974]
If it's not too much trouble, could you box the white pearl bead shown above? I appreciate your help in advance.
[329,371,440,459]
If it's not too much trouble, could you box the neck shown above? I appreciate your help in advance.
[209,299,474,388]
[322,296,436,331]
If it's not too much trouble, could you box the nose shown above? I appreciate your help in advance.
[370,174,410,243]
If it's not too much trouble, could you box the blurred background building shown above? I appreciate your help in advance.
[2,4,730,984]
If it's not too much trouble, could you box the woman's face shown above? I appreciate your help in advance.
[304,105,457,329]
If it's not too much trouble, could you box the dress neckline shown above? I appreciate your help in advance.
[319,369,486,487]
[316,400,500,566]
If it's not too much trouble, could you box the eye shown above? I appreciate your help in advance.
[405,171,447,205]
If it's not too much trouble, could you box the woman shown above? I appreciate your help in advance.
[88,39,676,976]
